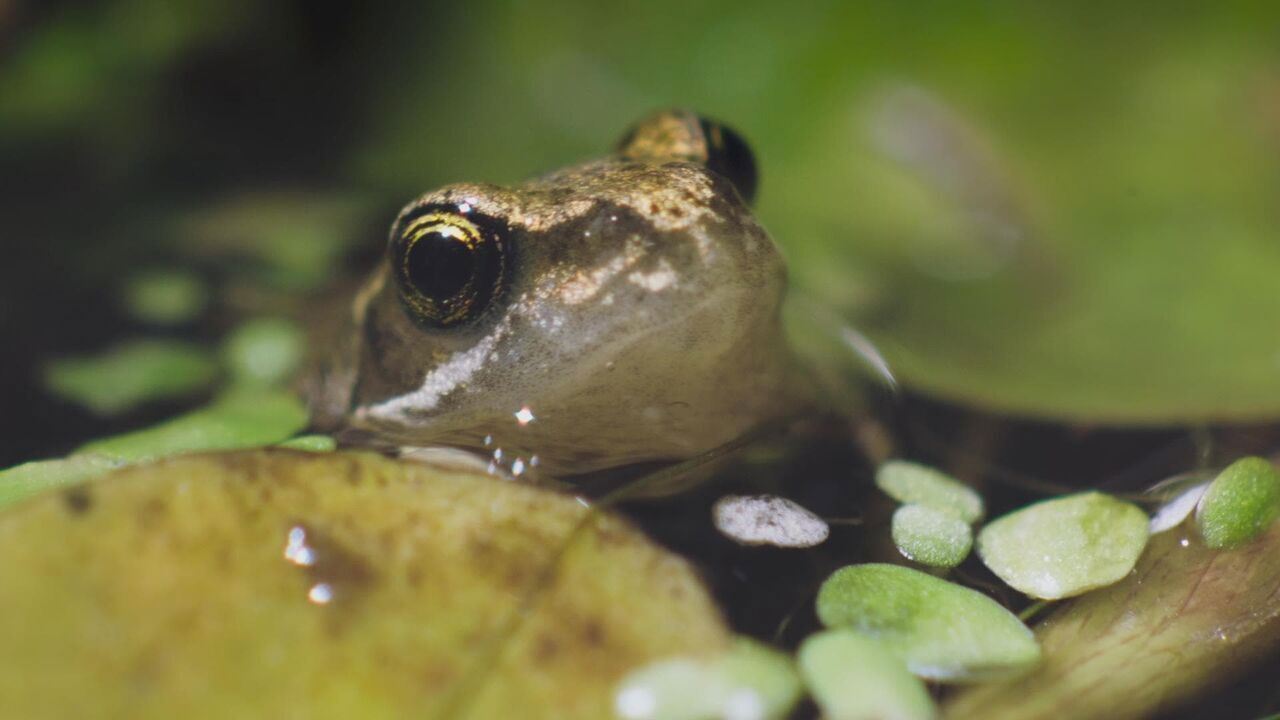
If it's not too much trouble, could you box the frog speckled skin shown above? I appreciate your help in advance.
[305,111,808,480]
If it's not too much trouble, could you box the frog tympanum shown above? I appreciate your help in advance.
[305,111,808,482]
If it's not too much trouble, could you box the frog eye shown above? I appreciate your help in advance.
[389,209,508,327]
[617,110,759,205]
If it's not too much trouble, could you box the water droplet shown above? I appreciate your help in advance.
[308,583,334,605]
[283,525,316,567]
[511,458,526,476]
[514,406,536,426]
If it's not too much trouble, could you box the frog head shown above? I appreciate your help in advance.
[306,111,801,478]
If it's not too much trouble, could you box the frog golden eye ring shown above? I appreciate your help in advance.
[388,206,508,327]
[617,109,758,205]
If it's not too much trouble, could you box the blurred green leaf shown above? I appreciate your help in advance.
[78,386,307,463]
[876,460,984,522]
[175,192,375,290]
[222,317,305,386]
[45,339,218,415]
[614,637,801,720]
[816,564,1039,682]
[123,270,208,326]
[798,629,936,720]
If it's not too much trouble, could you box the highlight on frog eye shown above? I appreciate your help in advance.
[388,206,508,327]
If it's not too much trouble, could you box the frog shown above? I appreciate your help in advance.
[304,110,813,486]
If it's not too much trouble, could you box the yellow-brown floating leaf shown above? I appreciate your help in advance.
[944,523,1280,719]
[0,450,729,719]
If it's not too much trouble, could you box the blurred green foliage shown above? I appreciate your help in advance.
[5,1,1280,453]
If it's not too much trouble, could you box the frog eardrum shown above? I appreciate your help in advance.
[389,206,509,327]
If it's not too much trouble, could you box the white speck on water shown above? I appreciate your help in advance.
[511,458,526,476]
[515,406,536,426]
[712,494,829,548]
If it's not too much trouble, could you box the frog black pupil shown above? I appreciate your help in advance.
[407,228,474,302]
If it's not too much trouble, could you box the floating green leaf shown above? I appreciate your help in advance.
[875,460,983,523]
[977,492,1148,600]
[614,637,801,720]
[815,564,1039,682]
[44,339,219,415]
[222,317,305,386]
[892,504,973,568]
[1195,456,1280,550]
[798,629,936,720]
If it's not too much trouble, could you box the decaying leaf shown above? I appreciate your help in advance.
[0,450,729,719]
[945,523,1280,719]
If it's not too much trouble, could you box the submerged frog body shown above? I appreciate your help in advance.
[306,111,806,480]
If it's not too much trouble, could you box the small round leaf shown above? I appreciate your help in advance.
[977,492,1148,600]
[1195,457,1280,549]
[815,564,1039,682]
[614,637,801,720]
[798,629,936,720]
[891,504,973,568]
[875,461,983,523]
